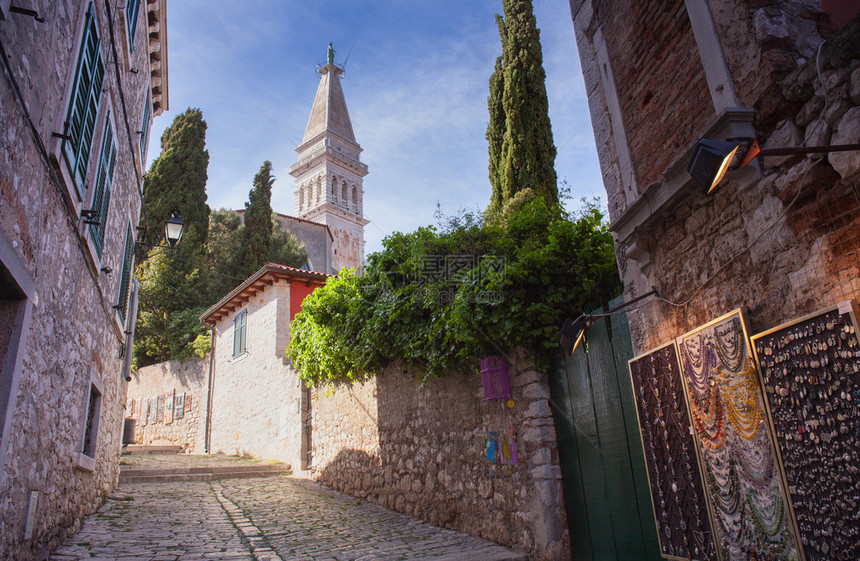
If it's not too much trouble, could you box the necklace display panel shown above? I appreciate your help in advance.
[751,301,860,561]
[629,342,718,561]
[677,310,801,561]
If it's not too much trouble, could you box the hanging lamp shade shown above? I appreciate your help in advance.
[164,212,185,248]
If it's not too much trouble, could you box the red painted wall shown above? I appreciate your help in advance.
[822,0,860,28]
[290,281,322,320]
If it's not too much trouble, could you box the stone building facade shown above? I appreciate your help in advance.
[200,264,330,469]
[126,358,207,452]
[0,1,167,559]
[311,351,570,561]
[570,0,859,352]
[569,1,859,558]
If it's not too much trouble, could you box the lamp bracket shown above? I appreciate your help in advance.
[9,5,44,22]
[81,208,100,226]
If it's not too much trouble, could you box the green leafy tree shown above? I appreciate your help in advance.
[134,108,211,367]
[289,199,620,385]
[133,250,210,367]
[205,208,244,300]
[486,0,558,221]
[235,161,275,279]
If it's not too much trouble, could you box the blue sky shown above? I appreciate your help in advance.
[147,0,604,255]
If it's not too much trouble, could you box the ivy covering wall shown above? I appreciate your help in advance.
[288,200,621,385]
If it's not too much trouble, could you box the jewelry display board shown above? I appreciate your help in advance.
[751,300,860,561]
[629,342,718,561]
[677,310,801,560]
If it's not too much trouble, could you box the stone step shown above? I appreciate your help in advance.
[119,463,291,484]
[120,468,291,484]
[122,444,183,455]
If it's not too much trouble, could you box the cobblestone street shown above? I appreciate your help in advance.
[50,456,525,561]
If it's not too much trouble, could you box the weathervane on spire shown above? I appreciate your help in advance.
[327,43,335,64]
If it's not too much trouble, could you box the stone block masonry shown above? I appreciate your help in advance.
[0,2,166,559]
[127,359,208,452]
[310,349,570,561]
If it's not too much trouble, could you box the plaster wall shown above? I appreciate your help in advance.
[310,350,570,561]
[209,279,304,468]
[0,2,156,559]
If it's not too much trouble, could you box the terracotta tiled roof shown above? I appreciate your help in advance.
[199,262,332,326]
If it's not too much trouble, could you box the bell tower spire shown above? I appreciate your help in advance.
[289,44,369,272]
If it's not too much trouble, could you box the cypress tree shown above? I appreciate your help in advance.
[236,161,275,278]
[134,108,211,367]
[486,56,506,217]
[142,108,210,256]
[487,0,558,220]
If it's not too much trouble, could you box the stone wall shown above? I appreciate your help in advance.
[127,359,208,452]
[310,350,570,561]
[598,0,714,192]
[209,278,305,468]
[571,1,860,353]
[0,2,160,559]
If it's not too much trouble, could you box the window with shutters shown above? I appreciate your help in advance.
[140,92,151,168]
[126,0,141,52]
[115,225,135,323]
[81,382,101,458]
[88,112,116,257]
[233,309,247,357]
[62,3,105,200]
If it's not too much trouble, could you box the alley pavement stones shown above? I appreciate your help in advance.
[50,457,525,561]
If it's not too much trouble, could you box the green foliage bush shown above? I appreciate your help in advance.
[288,199,620,385]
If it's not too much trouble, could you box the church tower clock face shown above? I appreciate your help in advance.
[289,46,369,273]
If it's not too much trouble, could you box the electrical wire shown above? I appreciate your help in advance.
[654,38,831,310]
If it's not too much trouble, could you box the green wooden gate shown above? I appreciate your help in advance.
[548,299,661,560]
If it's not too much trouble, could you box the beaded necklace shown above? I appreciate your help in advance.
[714,317,745,373]
[720,358,764,440]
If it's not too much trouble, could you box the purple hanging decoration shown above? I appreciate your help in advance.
[480,355,511,401]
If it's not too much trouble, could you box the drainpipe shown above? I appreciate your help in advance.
[121,280,140,382]
[204,324,216,453]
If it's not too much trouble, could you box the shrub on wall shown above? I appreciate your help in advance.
[288,199,621,385]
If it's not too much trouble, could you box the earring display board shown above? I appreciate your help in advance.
[677,310,801,560]
[629,342,718,561]
[751,300,860,561]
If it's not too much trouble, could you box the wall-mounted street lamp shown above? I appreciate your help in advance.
[136,212,185,252]
[688,137,860,194]
[559,290,658,356]
[559,315,593,355]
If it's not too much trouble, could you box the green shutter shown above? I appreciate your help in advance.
[126,0,141,52]
[139,92,151,166]
[116,226,135,322]
[233,310,247,356]
[89,115,116,256]
[63,3,105,199]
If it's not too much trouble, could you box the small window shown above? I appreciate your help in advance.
[233,309,247,357]
[115,225,135,322]
[81,382,102,458]
[62,3,105,199]
[139,92,151,168]
[88,112,116,257]
[126,0,141,52]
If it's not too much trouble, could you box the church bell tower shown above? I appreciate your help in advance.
[289,44,369,272]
